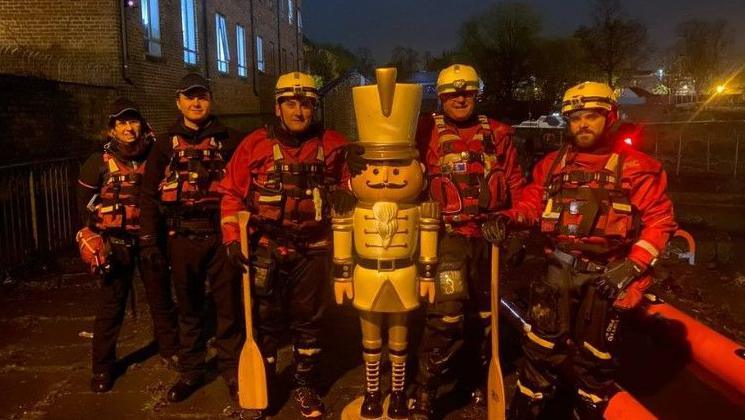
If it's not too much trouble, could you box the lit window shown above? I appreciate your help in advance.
[215,13,230,73]
[141,0,161,56]
[181,0,198,64]
[256,36,265,72]
[236,25,247,77]
[297,8,302,30]
[288,0,294,24]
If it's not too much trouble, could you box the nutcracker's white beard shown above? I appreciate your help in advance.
[372,202,398,249]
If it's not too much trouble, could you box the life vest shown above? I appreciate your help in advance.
[540,145,640,255]
[428,114,509,223]
[91,152,145,232]
[159,135,225,210]
[248,139,330,236]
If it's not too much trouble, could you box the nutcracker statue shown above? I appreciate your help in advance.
[333,68,440,419]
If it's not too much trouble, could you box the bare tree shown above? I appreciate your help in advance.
[387,46,420,78]
[458,2,541,103]
[354,47,376,77]
[675,19,732,95]
[575,0,649,87]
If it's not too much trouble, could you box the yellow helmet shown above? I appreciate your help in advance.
[275,71,319,102]
[436,64,480,96]
[561,82,617,115]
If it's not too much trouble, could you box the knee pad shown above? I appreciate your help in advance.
[527,280,562,335]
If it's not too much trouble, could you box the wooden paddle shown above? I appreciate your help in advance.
[488,244,506,420]
[237,211,268,409]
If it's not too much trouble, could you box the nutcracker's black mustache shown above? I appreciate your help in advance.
[365,181,408,189]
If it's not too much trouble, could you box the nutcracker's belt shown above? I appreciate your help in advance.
[357,257,414,272]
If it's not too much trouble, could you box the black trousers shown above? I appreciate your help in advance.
[168,233,243,381]
[413,233,493,392]
[250,241,329,387]
[92,237,179,374]
[512,254,619,418]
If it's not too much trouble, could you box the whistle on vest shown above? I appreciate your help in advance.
[313,187,322,221]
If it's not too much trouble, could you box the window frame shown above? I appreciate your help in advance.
[236,24,247,78]
[181,0,198,65]
[215,13,231,74]
[256,35,265,73]
[141,0,162,57]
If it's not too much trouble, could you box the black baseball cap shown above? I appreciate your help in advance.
[176,73,211,95]
[108,97,142,125]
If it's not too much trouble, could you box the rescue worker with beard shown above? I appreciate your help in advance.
[409,64,526,419]
[139,74,243,403]
[219,72,349,419]
[76,97,179,392]
[481,82,677,419]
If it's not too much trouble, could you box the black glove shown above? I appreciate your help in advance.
[225,241,249,272]
[328,189,357,215]
[480,214,510,244]
[140,245,165,273]
[595,259,644,300]
[345,143,368,177]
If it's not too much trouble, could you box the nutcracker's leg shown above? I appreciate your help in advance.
[388,312,409,419]
[360,311,383,419]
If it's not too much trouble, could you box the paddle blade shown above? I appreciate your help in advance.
[238,339,268,409]
[488,358,507,420]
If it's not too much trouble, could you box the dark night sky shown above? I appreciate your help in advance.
[304,0,745,66]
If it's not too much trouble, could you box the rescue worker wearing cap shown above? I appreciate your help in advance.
[409,64,526,419]
[76,97,179,393]
[219,72,349,419]
[139,73,243,403]
[481,82,677,419]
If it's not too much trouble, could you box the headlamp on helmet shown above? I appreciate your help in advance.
[436,64,480,96]
[275,71,320,103]
[561,82,618,116]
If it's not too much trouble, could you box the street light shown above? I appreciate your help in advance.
[716,85,726,94]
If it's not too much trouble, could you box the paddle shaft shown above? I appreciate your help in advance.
[238,211,254,342]
[488,244,507,420]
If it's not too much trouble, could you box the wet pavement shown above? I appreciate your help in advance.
[0,257,489,420]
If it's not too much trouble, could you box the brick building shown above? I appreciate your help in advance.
[0,0,304,162]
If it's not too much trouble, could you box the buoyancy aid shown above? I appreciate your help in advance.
[428,114,509,223]
[159,135,225,210]
[540,145,641,255]
[93,151,145,232]
[248,139,331,235]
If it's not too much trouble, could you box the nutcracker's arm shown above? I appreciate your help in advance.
[332,208,355,304]
[418,201,440,304]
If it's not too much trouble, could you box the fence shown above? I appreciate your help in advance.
[0,158,79,272]
[640,121,745,178]
[514,121,745,180]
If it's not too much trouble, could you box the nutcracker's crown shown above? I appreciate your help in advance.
[352,68,422,160]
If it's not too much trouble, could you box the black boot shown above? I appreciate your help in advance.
[90,372,114,393]
[167,375,205,403]
[409,387,435,420]
[507,384,545,420]
[360,390,382,419]
[293,386,325,418]
[572,389,608,420]
[387,390,408,419]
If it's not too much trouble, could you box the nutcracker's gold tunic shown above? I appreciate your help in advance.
[351,202,420,312]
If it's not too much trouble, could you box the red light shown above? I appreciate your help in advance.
[624,137,633,146]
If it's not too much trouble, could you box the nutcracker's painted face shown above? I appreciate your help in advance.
[351,158,424,203]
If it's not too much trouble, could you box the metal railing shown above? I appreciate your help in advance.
[640,120,745,178]
[0,158,80,272]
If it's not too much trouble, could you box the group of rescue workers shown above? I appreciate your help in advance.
[75,64,676,420]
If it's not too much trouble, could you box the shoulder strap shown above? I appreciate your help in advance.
[543,144,571,189]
